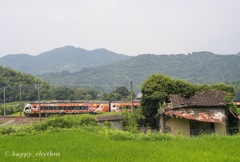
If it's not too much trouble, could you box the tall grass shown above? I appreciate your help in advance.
[0,115,240,161]
[1,128,240,162]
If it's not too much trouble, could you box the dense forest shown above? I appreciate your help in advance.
[1,47,240,94]
[2,49,240,104]
[38,52,240,93]
[0,66,134,104]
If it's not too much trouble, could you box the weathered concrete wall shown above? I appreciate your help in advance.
[165,116,190,136]
[99,120,123,130]
[215,121,226,135]
[162,116,226,136]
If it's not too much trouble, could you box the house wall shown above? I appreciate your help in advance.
[161,116,226,136]
[215,121,226,135]
[164,116,190,136]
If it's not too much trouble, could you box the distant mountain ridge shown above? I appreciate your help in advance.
[38,51,240,92]
[0,46,130,74]
[1,46,240,92]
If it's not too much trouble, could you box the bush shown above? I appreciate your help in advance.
[15,125,37,136]
[45,116,75,128]
[0,126,16,135]
[78,116,97,126]
[33,122,48,131]
[122,109,145,133]
[104,121,113,128]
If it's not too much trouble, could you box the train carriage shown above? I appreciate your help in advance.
[23,100,141,116]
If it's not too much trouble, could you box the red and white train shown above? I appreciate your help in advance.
[23,100,141,116]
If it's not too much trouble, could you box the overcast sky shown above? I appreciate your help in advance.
[0,0,240,57]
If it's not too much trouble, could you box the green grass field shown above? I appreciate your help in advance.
[1,126,240,162]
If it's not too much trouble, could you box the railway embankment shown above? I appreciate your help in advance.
[0,116,43,127]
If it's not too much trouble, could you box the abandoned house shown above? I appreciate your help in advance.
[160,91,238,136]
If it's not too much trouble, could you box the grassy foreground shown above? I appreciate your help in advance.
[1,115,240,162]
[1,128,240,162]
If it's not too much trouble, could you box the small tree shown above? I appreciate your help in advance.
[122,108,145,133]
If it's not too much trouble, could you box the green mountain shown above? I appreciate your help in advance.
[0,66,50,102]
[38,51,240,92]
[0,46,130,74]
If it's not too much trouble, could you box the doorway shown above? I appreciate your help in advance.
[190,120,215,136]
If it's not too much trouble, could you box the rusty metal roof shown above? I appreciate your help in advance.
[162,91,228,123]
[168,91,227,109]
[165,108,226,123]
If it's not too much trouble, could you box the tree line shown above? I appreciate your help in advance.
[0,66,134,103]
[0,85,134,103]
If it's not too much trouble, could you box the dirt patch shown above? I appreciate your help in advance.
[0,117,45,127]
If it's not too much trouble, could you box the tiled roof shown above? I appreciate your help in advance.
[168,91,227,109]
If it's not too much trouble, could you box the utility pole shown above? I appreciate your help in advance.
[35,83,41,121]
[38,83,41,121]
[19,84,22,116]
[130,81,133,114]
[3,86,6,116]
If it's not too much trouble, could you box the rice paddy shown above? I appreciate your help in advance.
[1,126,240,162]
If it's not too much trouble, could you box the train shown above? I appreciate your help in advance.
[23,100,141,116]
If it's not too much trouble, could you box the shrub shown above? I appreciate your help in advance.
[122,109,145,133]
[33,122,48,131]
[0,126,16,135]
[15,125,37,136]
[104,121,113,128]
[78,116,97,126]
[45,116,75,128]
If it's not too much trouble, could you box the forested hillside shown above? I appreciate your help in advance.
[0,66,50,103]
[0,46,130,74]
[0,66,133,105]
[38,52,240,92]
